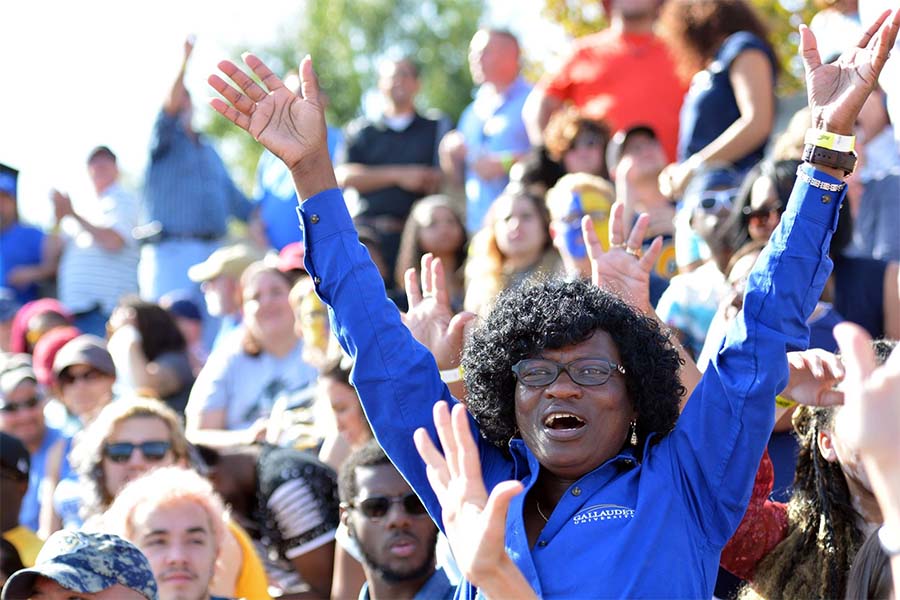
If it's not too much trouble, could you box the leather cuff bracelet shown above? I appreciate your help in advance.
[802,144,857,176]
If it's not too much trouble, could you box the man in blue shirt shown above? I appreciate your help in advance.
[207,12,895,593]
[439,29,532,233]
[139,36,252,304]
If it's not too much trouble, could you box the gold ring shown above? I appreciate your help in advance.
[625,247,642,258]
[610,242,626,249]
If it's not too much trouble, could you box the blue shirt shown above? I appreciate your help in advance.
[143,111,252,237]
[0,223,45,303]
[358,568,455,600]
[20,426,72,531]
[299,163,844,598]
[677,31,777,171]
[254,127,343,251]
[458,77,532,233]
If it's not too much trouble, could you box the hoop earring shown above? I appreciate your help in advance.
[629,420,638,446]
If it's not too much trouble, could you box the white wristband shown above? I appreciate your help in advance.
[804,129,856,152]
[440,366,463,384]
[879,523,900,557]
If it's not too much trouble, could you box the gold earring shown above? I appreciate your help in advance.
[629,420,638,446]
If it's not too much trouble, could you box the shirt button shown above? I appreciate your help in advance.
[313,276,321,285]
[571,487,581,497]
[622,458,634,467]
[821,194,831,204]
[538,540,548,547]
[310,214,320,224]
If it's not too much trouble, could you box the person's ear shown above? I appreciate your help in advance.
[548,221,559,242]
[340,506,351,532]
[817,428,839,463]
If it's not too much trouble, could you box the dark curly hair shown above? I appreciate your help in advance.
[461,277,684,449]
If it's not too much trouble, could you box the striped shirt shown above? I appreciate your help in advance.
[57,183,140,314]
[142,110,252,236]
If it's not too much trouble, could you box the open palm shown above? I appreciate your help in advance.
[209,55,327,171]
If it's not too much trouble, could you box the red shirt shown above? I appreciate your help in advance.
[540,29,687,162]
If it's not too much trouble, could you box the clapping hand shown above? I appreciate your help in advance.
[582,201,662,316]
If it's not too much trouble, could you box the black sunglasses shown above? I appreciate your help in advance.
[104,441,172,463]
[0,395,41,413]
[344,493,428,520]
[59,369,104,386]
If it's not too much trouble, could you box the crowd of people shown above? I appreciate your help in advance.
[1,1,900,599]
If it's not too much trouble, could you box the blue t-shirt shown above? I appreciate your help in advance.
[677,31,777,171]
[20,427,72,531]
[0,223,45,303]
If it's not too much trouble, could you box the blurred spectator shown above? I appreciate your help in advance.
[102,466,228,600]
[0,289,19,352]
[106,297,194,415]
[251,77,344,253]
[336,58,450,281]
[544,108,611,180]
[186,264,317,447]
[508,146,567,199]
[0,538,25,587]
[160,291,207,376]
[274,241,306,284]
[8,299,73,355]
[51,146,139,337]
[722,159,803,251]
[810,0,863,61]
[315,354,373,473]
[0,354,71,534]
[338,441,454,600]
[394,196,468,311]
[523,0,686,160]
[286,276,331,373]
[464,188,560,316]
[31,326,81,391]
[138,36,252,302]
[544,173,615,277]
[0,433,41,567]
[0,530,157,600]
[68,398,270,599]
[657,167,742,357]
[188,242,262,352]
[658,0,777,197]
[440,29,531,233]
[199,443,340,597]
[0,164,60,305]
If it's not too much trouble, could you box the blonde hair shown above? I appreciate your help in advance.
[70,397,190,517]
[102,465,227,555]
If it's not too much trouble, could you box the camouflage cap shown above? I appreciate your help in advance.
[1,531,158,600]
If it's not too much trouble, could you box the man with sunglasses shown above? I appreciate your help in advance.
[0,354,71,533]
[338,441,454,600]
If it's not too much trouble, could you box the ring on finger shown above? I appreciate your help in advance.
[625,247,642,258]
[610,242,626,249]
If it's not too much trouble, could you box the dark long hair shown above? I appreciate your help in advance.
[116,296,186,361]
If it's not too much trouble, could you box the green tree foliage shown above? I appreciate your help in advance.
[541,0,817,94]
[205,0,483,189]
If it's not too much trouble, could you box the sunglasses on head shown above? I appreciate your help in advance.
[694,188,738,212]
[0,395,41,413]
[58,368,104,386]
[104,441,172,463]
[344,493,428,520]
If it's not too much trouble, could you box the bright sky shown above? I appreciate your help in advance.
[1,0,565,227]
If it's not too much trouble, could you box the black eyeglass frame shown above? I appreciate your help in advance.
[511,357,626,387]
[341,493,428,520]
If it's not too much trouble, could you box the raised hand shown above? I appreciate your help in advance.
[801,9,900,134]
[583,201,662,316]
[414,402,535,599]
[402,254,476,370]
[209,55,334,196]
[781,348,845,407]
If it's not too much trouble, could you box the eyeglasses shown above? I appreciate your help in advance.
[743,205,779,224]
[695,188,738,212]
[343,493,428,520]
[0,395,41,413]
[512,358,626,387]
[58,369,104,386]
[104,441,172,463]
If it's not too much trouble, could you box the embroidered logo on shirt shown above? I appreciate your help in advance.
[573,504,635,525]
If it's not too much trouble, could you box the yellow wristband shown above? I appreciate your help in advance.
[804,129,855,152]
[499,153,515,173]
[775,394,797,409]
[440,366,464,384]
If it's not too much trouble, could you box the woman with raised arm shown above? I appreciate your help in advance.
[208,9,899,597]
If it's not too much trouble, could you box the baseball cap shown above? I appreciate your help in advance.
[1,531,158,600]
[188,243,262,283]
[51,335,116,379]
[165,296,203,322]
[605,125,659,176]
[276,242,305,273]
[0,433,30,480]
[0,354,37,397]
[32,326,82,388]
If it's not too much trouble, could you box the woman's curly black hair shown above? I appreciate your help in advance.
[461,277,684,449]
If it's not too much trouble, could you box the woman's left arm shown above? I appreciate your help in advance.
[692,49,775,165]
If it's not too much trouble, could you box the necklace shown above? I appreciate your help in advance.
[535,500,550,522]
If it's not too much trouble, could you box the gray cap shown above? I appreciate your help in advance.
[0,354,37,396]
[1,531,158,600]
[51,335,116,378]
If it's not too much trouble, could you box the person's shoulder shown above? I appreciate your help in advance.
[344,116,377,139]
[721,30,773,62]
[571,29,617,52]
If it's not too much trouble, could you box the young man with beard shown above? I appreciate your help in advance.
[338,441,454,600]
